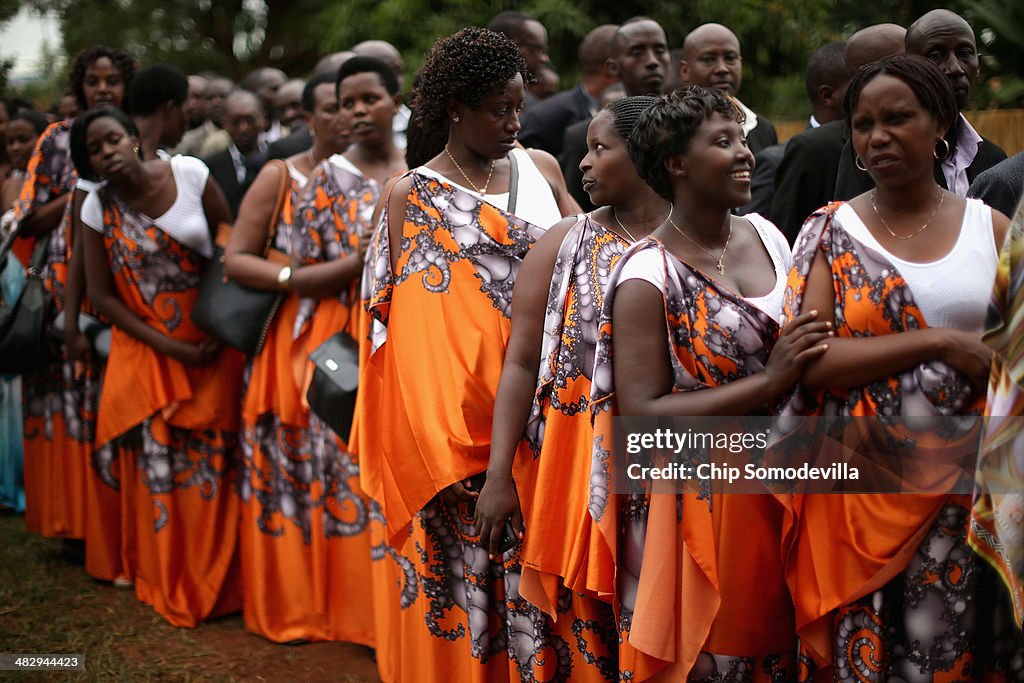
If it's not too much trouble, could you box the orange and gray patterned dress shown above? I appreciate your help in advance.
[590,236,795,682]
[778,202,1024,682]
[90,181,246,628]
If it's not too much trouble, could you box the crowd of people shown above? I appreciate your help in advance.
[1,7,1023,682]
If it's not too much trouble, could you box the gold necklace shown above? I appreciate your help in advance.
[667,213,733,275]
[444,145,496,194]
[612,202,674,243]
[871,189,945,241]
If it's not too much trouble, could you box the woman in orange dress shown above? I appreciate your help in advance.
[12,47,136,547]
[474,95,668,681]
[281,56,406,646]
[781,55,1023,680]
[353,26,577,683]
[73,107,245,627]
[590,87,831,681]
[224,72,352,643]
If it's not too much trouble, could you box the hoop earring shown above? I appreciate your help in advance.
[934,137,951,161]
[855,155,868,172]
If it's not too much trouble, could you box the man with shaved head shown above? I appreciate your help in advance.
[680,23,777,154]
[560,16,671,210]
[275,78,305,130]
[519,23,619,156]
[313,51,354,77]
[203,90,268,217]
[175,76,233,156]
[906,9,1006,195]
[835,11,1005,201]
[844,23,906,73]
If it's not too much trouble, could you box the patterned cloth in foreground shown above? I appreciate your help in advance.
[779,203,1023,682]
[974,194,1024,626]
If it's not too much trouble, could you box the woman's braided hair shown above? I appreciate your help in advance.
[604,95,659,141]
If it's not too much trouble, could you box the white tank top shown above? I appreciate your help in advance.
[837,198,997,332]
[418,147,562,229]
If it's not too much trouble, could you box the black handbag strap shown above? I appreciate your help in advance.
[0,220,51,283]
[262,159,291,255]
[0,213,28,269]
[27,232,52,275]
[507,150,520,215]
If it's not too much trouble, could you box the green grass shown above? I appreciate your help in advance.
[0,515,378,682]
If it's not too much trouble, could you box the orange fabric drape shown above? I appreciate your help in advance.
[589,238,795,681]
[778,204,987,679]
[353,172,551,683]
[95,187,244,627]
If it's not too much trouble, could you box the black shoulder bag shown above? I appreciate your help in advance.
[306,313,360,442]
[0,229,55,374]
[191,159,291,355]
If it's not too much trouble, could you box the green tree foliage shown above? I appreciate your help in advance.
[967,0,1024,106]
[7,0,1020,116]
[27,0,325,78]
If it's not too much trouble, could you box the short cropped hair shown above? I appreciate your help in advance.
[843,54,957,143]
[128,64,188,116]
[805,42,849,104]
[336,56,400,98]
[628,86,743,201]
[302,72,337,112]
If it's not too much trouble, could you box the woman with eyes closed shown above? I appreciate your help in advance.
[589,86,829,681]
[473,95,667,682]
[781,54,1023,681]
[351,26,578,683]
[12,46,136,555]
[222,71,353,644]
[72,107,246,627]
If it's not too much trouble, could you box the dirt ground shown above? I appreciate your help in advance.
[0,514,381,682]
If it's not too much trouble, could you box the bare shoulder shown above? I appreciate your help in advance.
[525,148,561,177]
[991,206,1011,252]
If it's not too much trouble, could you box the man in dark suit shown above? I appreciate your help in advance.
[968,153,1024,218]
[742,41,848,219]
[561,17,671,211]
[770,24,906,241]
[680,23,777,155]
[203,90,267,218]
[519,24,618,157]
[835,11,1006,201]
